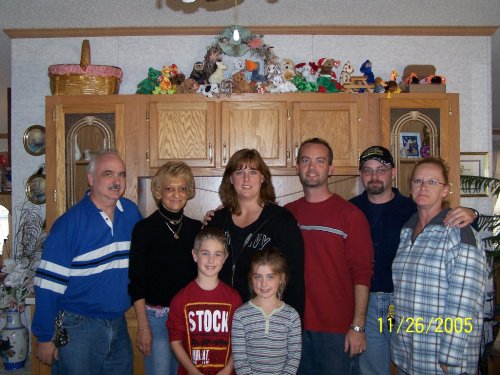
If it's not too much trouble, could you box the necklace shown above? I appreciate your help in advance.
[165,221,183,240]
[158,209,183,225]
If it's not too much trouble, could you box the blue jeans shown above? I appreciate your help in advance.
[298,330,359,375]
[52,311,132,375]
[143,308,178,375]
[360,292,393,375]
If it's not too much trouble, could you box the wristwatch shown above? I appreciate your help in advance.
[350,324,365,333]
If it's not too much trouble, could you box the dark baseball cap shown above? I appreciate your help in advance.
[359,146,395,169]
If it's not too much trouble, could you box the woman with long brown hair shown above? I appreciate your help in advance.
[207,149,305,318]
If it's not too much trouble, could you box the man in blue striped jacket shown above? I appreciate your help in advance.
[32,149,142,375]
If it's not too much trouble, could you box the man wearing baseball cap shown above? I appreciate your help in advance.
[350,146,477,375]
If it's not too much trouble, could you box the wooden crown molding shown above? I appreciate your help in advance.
[4,25,498,39]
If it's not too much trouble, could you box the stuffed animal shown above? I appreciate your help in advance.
[318,58,340,77]
[177,78,199,94]
[265,63,282,85]
[197,83,220,97]
[245,60,266,82]
[385,80,401,98]
[373,77,386,93]
[317,75,340,93]
[232,71,252,94]
[339,61,354,86]
[360,60,375,84]
[295,62,319,83]
[203,46,223,84]
[189,61,206,84]
[280,58,296,81]
[208,61,228,84]
[219,79,235,97]
[232,59,245,77]
[136,67,162,94]
[291,74,318,92]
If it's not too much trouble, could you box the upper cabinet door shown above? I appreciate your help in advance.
[149,100,216,168]
[221,101,288,167]
[291,98,365,169]
[45,97,126,229]
[380,94,460,207]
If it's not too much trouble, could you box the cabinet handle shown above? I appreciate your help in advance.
[294,143,299,159]
[223,143,227,163]
[286,149,290,160]
[358,110,361,123]
[146,150,150,162]
[448,106,452,115]
[287,108,291,120]
[53,189,57,202]
[208,143,213,163]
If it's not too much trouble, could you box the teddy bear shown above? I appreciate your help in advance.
[280,58,296,81]
[136,67,161,94]
[176,78,199,94]
[232,71,252,94]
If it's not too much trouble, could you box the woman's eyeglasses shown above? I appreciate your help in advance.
[411,178,446,188]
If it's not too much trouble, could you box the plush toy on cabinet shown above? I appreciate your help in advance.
[373,77,386,93]
[245,60,266,82]
[295,62,318,83]
[136,67,162,94]
[208,61,228,84]
[232,71,253,94]
[197,83,220,97]
[177,78,199,94]
[339,61,354,86]
[280,58,296,81]
[360,60,375,84]
[190,61,206,84]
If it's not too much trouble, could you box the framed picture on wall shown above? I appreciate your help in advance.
[400,132,421,158]
[460,152,489,197]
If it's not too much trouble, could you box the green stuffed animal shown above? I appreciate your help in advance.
[136,67,161,94]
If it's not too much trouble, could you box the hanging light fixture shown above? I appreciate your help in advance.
[232,0,240,41]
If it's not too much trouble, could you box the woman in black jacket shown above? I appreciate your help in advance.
[207,149,305,318]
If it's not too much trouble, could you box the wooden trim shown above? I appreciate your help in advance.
[4,25,498,39]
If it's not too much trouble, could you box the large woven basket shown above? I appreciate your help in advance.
[49,40,122,95]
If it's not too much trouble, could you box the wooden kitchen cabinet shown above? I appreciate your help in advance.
[148,98,216,168]
[290,94,378,174]
[221,99,288,167]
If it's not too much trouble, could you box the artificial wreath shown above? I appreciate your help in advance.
[203,26,279,79]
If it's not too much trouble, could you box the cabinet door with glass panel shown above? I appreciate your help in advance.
[380,94,460,207]
[45,96,126,228]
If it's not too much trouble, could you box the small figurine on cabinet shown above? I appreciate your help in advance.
[208,61,228,84]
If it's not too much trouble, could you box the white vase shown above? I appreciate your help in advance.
[0,309,29,370]
[74,134,82,161]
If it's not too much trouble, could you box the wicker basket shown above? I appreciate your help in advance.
[49,40,122,95]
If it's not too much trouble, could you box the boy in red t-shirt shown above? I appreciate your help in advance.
[167,227,242,375]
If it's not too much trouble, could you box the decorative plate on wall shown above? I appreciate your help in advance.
[25,172,46,205]
[23,125,45,156]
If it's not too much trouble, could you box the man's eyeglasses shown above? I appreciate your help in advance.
[411,178,446,188]
[360,167,392,176]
